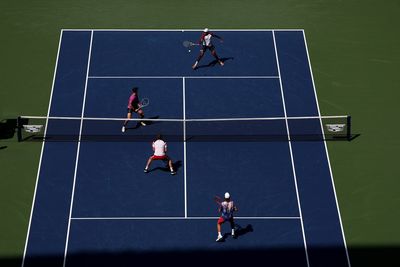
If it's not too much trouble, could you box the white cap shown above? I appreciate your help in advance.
[224,192,230,199]
[203,28,209,32]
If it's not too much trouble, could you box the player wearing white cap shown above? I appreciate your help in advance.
[216,192,238,242]
[192,28,224,70]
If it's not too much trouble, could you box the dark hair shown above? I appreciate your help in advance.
[156,134,163,140]
[132,87,138,93]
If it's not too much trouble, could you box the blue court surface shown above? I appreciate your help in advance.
[22,30,350,267]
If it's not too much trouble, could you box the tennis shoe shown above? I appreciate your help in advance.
[170,171,176,175]
[219,61,224,66]
[121,126,126,133]
[144,168,149,173]
[140,121,147,126]
[192,63,198,69]
[216,235,223,242]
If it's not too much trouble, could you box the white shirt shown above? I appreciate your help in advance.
[152,139,167,156]
[220,200,235,219]
[203,33,212,46]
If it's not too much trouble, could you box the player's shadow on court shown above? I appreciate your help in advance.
[147,160,182,174]
[235,224,254,238]
[126,116,160,130]
[219,224,254,242]
[195,57,234,70]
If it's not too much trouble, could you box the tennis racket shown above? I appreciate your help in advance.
[183,40,199,48]
[214,196,223,206]
[135,98,149,111]
[140,98,149,108]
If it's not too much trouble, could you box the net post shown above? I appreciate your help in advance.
[346,115,352,141]
[17,116,22,142]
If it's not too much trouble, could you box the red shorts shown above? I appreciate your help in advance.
[151,155,169,161]
[218,216,234,224]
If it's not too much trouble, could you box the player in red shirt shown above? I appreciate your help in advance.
[192,28,224,70]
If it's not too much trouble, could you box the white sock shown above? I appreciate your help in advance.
[218,232,222,237]
[231,229,235,235]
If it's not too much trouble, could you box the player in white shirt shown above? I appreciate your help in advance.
[144,134,176,175]
[192,28,224,69]
[216,192,238,242]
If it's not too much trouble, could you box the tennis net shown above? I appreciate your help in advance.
[17,115,352,142]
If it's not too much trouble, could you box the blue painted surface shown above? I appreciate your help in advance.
[24,30,349,267]
[276,31,349,266]
[90,31,278,76]
[291,141,349,267]
[23,123,80,267]
[23,31,91,266]
[186,141,299,218]
[274,31,318,117]
[185,78,283,119]
[72,141,184,218]
[84,78,183,119]
[49,31,91,117]
[66,219,308,266]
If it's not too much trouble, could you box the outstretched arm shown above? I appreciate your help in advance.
[212,33,223,42]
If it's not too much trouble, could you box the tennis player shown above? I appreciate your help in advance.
[144,134,176,175]
[122,87,146,133]
[216,192,238,242]
[192,28,224,70]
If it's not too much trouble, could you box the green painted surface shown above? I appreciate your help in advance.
[1,1,399,265]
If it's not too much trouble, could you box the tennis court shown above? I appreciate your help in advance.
[20,29,350,266]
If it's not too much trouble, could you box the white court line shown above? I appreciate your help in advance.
[62,30,94,267]
[182,77,187,218]
[272,30,310,267]
[71,216,301,220]
[63,29,304,32]
[88,76,279,79]
[302,30,351,267]
[21,30,64,267]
